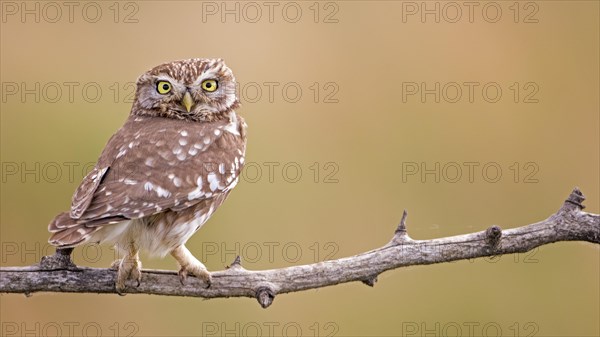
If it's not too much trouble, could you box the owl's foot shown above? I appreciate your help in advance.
[178,261,212,288]
[171,245,212,288]
[113,256,142,295]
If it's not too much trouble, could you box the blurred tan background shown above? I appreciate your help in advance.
[1,1,598,336]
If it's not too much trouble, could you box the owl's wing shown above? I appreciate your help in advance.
[70,128,132,219]
[70,166,109,218]
[69,114,246,224]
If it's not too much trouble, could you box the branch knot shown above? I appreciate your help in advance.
[361,275,378,287]
[227,256,244,270]
[256,286,276,309]
[395,210,408,235]
[564,187,586,210]
[485,226,502,246]
[39,248,77,271]
[390,210,412,245]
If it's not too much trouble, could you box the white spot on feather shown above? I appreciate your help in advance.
[224,116,240,136]
[207,172,220,191]
[229,112,237,124]
[229,177,239,190]
[155,186,171,198]
[187,176,204,200]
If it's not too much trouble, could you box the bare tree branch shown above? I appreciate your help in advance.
[1,188,598,308]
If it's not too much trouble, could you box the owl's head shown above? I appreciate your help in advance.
[132,58,239,121]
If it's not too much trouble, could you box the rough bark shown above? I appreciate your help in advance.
[1,188,598,308]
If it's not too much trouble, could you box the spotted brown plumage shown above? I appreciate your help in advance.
[48,58,247,292]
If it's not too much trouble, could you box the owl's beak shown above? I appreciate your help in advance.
[181,91,194,113]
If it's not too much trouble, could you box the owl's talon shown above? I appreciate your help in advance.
[178,265,211,287]
[131,265,142,288]
[114,255,142,293]
[110,259,122,270]
[178,268,188,285]
[116,284,127,296]
[172,245,212,288]
[115,275,127,295]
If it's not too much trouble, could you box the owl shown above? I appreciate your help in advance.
[47,58,247,293]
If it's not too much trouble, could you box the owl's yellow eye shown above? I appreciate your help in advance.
[201,79,218,92]
[157,81,172,94]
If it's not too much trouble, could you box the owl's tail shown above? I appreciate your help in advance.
[48,212,128,248]
[48,212,98,248]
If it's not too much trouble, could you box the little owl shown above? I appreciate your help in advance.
[48,58,247,292]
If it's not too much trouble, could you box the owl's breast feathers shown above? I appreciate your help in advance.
[48,112,247,247]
